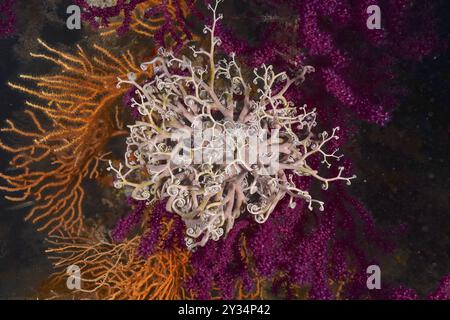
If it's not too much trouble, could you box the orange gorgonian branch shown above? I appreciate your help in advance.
[0,39,149,235]
[43,220,191,300]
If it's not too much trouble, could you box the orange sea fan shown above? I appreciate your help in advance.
[43,225,191,300]
[0,39,151,235]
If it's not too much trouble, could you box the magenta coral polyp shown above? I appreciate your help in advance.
[0,0,16,38]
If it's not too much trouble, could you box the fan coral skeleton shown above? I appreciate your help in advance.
[108,0,356,249]
[0,40,147,235]
[44,224,190,300]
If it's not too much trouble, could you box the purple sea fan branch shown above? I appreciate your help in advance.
[429,274,450,300]
[186,219,252,299]
[137,200,166,258]
[75,0,147,33]
[372,273,450,300]
[216,0,443,128]
[111,198,147,243]
[0,0,16,38]
[144,0,195,51]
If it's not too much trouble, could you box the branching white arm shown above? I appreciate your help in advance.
[108,0,356,250]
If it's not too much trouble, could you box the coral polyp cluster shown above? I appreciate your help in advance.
[108,1,355,249]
